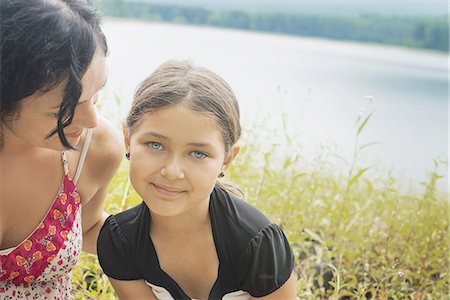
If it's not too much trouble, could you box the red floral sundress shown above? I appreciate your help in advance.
[0,152,83,299]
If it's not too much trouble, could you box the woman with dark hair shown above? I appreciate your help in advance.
[0,0,122,298]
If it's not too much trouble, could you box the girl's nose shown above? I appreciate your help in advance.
[160,156,185,180]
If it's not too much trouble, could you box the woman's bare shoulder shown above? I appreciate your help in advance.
[87,116,123,180]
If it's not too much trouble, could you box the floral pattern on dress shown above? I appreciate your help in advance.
[0,207,82,299]
[0,152,83,299]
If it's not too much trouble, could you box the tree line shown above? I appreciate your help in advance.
[96,1,448,52]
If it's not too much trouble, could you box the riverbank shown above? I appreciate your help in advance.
[95,1,448,52]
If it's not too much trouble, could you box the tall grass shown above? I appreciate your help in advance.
[72,109,448,299]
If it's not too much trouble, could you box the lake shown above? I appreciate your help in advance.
[100,18,448,192]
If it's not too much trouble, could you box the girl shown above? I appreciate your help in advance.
[98,60,296,300]
[0,0,122,298]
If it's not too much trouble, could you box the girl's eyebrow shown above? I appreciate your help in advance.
[140,131,169,140]
[140,131,214,148]
[187,142,213,148]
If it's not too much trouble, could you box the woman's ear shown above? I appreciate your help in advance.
[223,143,240,171]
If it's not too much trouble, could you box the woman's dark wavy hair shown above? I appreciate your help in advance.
[0,0,107,149]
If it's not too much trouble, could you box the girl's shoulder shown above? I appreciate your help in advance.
[97,202,149,280]
[211,188,294,296]
[210,187,279,257]
[102,202,149,242]
[210,187,272,237]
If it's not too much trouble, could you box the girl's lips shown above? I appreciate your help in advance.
[152,183,185,198]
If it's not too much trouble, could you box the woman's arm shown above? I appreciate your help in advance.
[81,193,110,254]
[80,117,123,254]
[250,272,297,300]
[109,278,158,300]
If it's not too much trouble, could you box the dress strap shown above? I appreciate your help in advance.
[61,151,70,176]
[73,128,94,184]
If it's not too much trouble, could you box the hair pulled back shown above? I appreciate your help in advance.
[127,60,241,154]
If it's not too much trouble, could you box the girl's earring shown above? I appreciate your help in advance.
[125,152,130,160]
[218,172,225,178]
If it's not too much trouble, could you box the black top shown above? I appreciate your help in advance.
[97,187,294,300]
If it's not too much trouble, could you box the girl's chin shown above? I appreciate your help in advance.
[143,198,186,218]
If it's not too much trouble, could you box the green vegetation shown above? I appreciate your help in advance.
[95,0,448,52]
[72,108,449,299]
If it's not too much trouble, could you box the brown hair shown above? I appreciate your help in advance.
[127,60,241,154]
[127,60,242,195]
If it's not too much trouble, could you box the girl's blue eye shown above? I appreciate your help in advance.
[149,142,163,150]
[191,151,207,159]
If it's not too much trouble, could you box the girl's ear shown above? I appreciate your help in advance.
[223,143,240,171]
[122,124,130,152]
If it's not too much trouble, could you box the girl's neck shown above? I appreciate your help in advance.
[150,198,211,236]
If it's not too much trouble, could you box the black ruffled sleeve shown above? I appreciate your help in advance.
[236,223,294,297]
[97,215,142,280]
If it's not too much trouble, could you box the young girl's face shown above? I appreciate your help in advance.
[125,104,238,217]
